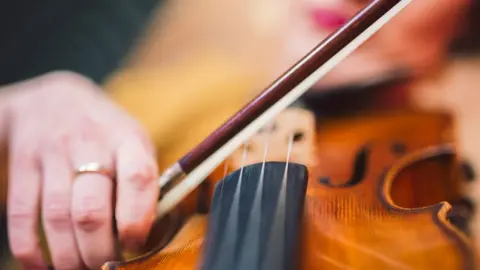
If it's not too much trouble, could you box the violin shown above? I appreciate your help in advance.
[103,93,476,270]
[101,0,477,269]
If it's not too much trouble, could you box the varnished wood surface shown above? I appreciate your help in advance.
[301,142,473,269]
[102,215,206,270]
[412,58,480,251]
[102,108,476,269]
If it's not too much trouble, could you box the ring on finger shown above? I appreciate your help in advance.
[75,162,115,179]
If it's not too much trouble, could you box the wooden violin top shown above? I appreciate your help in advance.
[102,105,477,269]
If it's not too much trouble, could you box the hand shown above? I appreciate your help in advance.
[1,71,159,269]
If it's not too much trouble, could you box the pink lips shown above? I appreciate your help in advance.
[310,8,349,30]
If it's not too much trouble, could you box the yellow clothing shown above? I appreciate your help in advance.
[105,53,260,171]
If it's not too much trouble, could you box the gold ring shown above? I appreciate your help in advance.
[75,162,115,178]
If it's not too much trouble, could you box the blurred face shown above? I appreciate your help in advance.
[283,0,469,88]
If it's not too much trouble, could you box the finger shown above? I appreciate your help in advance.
[115,136,158,251]
[41,145,83,270]
[7,142,47,269]
[70,139,115,269]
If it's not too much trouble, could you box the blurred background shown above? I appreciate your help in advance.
[0,0,479,268]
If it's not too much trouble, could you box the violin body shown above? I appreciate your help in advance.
[301,89,476,268]
[303,139,474,269]
[312,111,464,210]
[103,102,477,269]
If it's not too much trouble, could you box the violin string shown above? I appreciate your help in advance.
[261,131,294,269]
[286,129,294,165]
[210,142,249,269]
[235,120,290,269]
[219,159,229,199]
[213,159,229,217]
[211,117,297,268]
[236,135,270,270]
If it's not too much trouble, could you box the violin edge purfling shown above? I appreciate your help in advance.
[381,144,477,270]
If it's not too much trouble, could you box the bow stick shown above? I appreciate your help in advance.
[156,0,412,218]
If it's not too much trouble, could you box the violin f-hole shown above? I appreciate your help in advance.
[318,145,369,188]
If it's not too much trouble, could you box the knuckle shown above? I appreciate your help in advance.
[8,203,35,225]
[42,71,95,91]
[77,116,96,131]
[72,210,106,233]
[136,131,156,154]
[46,119,101,150]
[35,71,101,105]
[129,122,149,138]
[45,70,84,80]
[7,202,42,266]
[10,147,37,168]
[124,164,157,190]
[44,209,72,230]
[72,196,109,232]
[43,193,72,230]
[75,119,104,143]
[41,132,71,155]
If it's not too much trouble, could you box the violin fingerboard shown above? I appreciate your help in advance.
[200,162,308,270]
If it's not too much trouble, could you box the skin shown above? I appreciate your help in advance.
[1,71,159,269]
[283,0,470,88]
